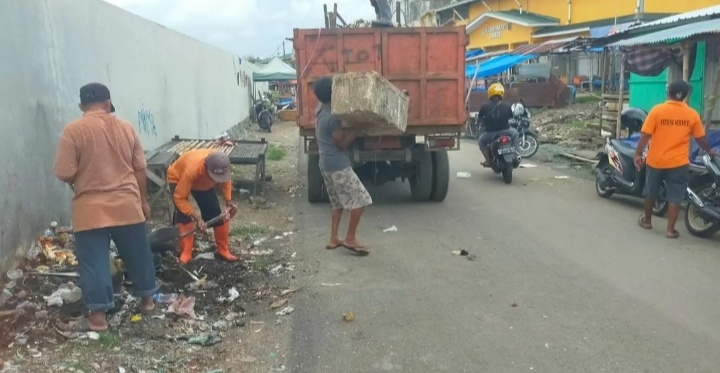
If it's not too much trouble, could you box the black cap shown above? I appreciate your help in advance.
[79,83,115,112]
[668,80,690,101]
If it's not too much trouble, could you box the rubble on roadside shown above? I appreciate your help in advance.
[532,101,605,151]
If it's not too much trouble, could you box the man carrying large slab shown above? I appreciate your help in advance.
[313,77,372,255]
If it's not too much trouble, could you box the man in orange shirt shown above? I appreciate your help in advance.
[167,149,239,264]
[54,83,157,332]
[634,80,718,238]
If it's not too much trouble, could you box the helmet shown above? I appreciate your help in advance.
[488,83,505,100]
[511,103,525,117]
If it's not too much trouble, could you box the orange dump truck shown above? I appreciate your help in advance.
[293,26,467,202]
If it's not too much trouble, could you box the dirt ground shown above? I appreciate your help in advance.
[0,121,301,373]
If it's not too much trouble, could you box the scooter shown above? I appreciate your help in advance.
[484,132,521,184]
[254,99,273,132]
[593,135,668,216]
[684,153,720,238]
[509,101,540,159]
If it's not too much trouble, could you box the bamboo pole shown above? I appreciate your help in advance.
[616,58,626,139]
[465,59,481,107]
[599,48,607,133]
[703,65,720,129]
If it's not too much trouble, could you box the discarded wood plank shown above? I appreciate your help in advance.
[558,152,597,163]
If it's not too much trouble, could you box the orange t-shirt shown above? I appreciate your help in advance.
[641,100,705,169]
[53,111,146,232]
[166,149,232,217]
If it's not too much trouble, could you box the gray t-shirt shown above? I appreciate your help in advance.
[315,103,351,172]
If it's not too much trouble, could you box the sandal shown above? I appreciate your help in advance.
[57,318,108,333]
[638,214,652,230]
[341,242,370,256]
[325,243,342,250]
[666,231,680,239]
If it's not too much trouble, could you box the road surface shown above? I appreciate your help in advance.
[287,141,720,373]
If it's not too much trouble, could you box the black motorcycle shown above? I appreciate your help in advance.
[484,132,521,184]
[684,154,720,237]
[593,108,668,215]
[509,101,540,159]
[254,100,273,132]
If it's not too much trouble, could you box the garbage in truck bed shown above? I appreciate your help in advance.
[331,71,410,136]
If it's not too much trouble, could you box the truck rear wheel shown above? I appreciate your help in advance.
[410,149,433,201]
[307,154,328,203]
[430,150,449,201]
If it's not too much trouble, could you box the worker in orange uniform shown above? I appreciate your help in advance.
[167,149,239,264]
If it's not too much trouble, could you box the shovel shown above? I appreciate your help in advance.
[148,213,227,253]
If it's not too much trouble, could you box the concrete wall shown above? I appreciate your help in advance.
[0,0,267,268]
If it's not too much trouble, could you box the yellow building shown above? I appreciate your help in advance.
[436,0,720,51]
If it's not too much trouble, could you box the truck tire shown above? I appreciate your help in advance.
[410,149,433,201]
[430,150,449,201]
[307,154,328,203]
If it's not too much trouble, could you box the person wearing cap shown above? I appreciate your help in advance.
[167,149,239,264]
[634,80,718,238]
[54,83,157,332]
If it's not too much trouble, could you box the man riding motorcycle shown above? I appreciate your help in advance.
[478,83,519,167]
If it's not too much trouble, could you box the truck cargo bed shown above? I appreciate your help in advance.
[293,26,467,134]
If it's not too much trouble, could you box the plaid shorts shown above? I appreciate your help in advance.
[321,167,373,211]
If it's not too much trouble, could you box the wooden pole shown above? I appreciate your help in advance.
[616,56,626,139]
[703,65,720,129]
[682,43,691,103]
[599,47,607,134]
[323,4,329,28]
[396,1,402,25]
[589,52,595,94]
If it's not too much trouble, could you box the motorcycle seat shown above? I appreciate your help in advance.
[610,139,637,158]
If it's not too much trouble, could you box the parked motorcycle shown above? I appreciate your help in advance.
[684,153,720,237]
[509,101,540,159]
[593,135,668,216]
[483,132,521,184]
[254,99,273,132]
[465,112,480,139]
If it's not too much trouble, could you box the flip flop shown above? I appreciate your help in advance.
[666,231,680,239]
[140,303,157,315]
[638,214,652,230]
[57,318,108,333]
[341,242,370,256]
[325,243,342,250]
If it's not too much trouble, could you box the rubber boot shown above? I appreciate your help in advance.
[177,223,196,265]
[214,222,238,262]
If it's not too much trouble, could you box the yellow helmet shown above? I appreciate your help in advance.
[487,83,505,99]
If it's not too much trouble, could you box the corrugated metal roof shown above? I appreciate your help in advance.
[627,5,720,30]
[610,18,720,47]
[435,0,476,12]
[512,36,579,55]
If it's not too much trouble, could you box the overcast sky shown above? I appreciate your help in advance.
[104,0,377,58]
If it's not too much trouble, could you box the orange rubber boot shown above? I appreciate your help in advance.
[177,223,196,265]
[213,222,238,262]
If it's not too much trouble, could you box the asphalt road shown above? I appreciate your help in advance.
[287,141,720,373]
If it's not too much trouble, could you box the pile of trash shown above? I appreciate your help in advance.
[533,101,604,150]
[1,220,299,370]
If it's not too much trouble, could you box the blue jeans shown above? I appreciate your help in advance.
[74,222,158,311]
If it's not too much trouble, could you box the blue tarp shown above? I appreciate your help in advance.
[465,54,537,78]
[620,130,720,165]
[466,49,484,59]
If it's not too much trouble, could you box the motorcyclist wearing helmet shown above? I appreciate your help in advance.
[478,82,519,166]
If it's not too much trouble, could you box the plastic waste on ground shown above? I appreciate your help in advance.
[383,225,398,233]
[6,269,23,281]
[44,282,82,307]
[153,293,179,304]
[456,172,472,178]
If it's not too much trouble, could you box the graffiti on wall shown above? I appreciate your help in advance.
[137,106,157,137]
[237,70,250,87]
